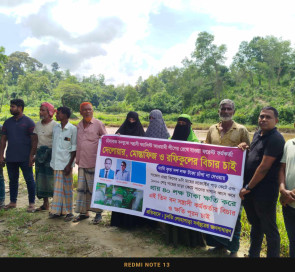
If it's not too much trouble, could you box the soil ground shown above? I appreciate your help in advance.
[0,127,249,260]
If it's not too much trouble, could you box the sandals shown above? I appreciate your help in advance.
[73,214,89,222]
[64,213,74,222]
[36,205,49,212]
[49,213,61,219]
[4,204,16,210]
[92,213,102,225]
[27,205,36,213]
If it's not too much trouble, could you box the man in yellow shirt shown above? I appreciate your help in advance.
[206,100,250,147]
[205,99,250,257]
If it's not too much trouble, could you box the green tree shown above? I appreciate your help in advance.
[0,47,8,112]
[5,51,43,85]
[191,31,227,100]
[51,62,60,73]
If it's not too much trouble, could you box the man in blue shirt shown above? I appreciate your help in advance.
[99,158,115,179]
[115,161,130,181]
[0,99,37,212]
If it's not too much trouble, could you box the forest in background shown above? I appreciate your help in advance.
[0,31,295,128]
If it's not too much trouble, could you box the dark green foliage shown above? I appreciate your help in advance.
[1,31,295,125]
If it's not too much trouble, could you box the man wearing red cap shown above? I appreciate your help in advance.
[33,102,57,211]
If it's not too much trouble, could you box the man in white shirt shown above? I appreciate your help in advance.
[115,161,130,181]
[49,107,77,222]
[278,137,295,257]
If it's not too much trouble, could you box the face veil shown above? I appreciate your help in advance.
[116,111,145,136]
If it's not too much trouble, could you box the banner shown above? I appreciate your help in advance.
[91,135,246,240]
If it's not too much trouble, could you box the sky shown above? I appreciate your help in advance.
[1,0,295,86]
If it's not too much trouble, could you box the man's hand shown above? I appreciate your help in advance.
[239,188,250,200]
[0,155,4,165]
[238,142,249,151]
[29,155,35,167]
[280,189,295,206]
[63,164,72,176]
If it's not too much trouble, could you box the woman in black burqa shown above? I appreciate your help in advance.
[110,111,146,228]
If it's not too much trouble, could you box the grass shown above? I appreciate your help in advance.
[1,105,295,133]
[240,200,290,257]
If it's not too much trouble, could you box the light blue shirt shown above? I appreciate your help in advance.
[116,169,130,181]
[50,122,77,171]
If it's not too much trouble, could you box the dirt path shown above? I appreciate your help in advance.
[0,182,248,258]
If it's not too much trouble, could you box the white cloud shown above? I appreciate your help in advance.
[2,0,295,85]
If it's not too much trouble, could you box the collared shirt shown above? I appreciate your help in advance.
[244,127,285,199]
[116,169,130,181]
[280,138,295,208]
[2,115,35,162]
[206,121,250,147]
[34,120,58,148]
[50,122,77,170]
[76,118,107,168]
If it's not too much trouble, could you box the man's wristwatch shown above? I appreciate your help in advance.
[244,184,253,191]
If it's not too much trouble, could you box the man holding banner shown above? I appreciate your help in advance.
[239,106,285,258]
[205,99,250,257]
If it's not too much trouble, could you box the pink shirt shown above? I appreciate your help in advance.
[76,118,107,168]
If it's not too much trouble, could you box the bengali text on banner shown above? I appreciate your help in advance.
[91,135,246,240]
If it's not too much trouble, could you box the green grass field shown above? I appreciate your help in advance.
[1,105,295,133]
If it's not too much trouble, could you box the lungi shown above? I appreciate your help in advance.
[75,167,102,214]
[35,146,54,199]
[50,170,73,215]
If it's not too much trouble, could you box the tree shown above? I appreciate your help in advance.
[191,32,227,100]
[61,89,85,112]
[51,62,60,73]
[0,47,8,112]
[5,51,43,85]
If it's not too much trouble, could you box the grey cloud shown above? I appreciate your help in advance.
[21,2,125,72]
[22,3,72,40]
[76,17,125,44]
[32,41,107,71]
[22,3,125,45]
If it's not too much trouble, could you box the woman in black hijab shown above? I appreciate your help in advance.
[110,111,145,228]
[116,111,145,136]
[165,114,205,248]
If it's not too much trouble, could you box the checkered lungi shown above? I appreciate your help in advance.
[50,170,73,215]
[75,167,102,214]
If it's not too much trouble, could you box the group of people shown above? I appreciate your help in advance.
[0,98,294,258]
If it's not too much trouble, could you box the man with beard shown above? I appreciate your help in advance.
[206,99,250,147]
[34,102,57,211]
[74,102,107,224]
[205,99,250,257]
[0,99,37,212]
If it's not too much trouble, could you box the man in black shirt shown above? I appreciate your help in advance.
[239,106,285,258]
